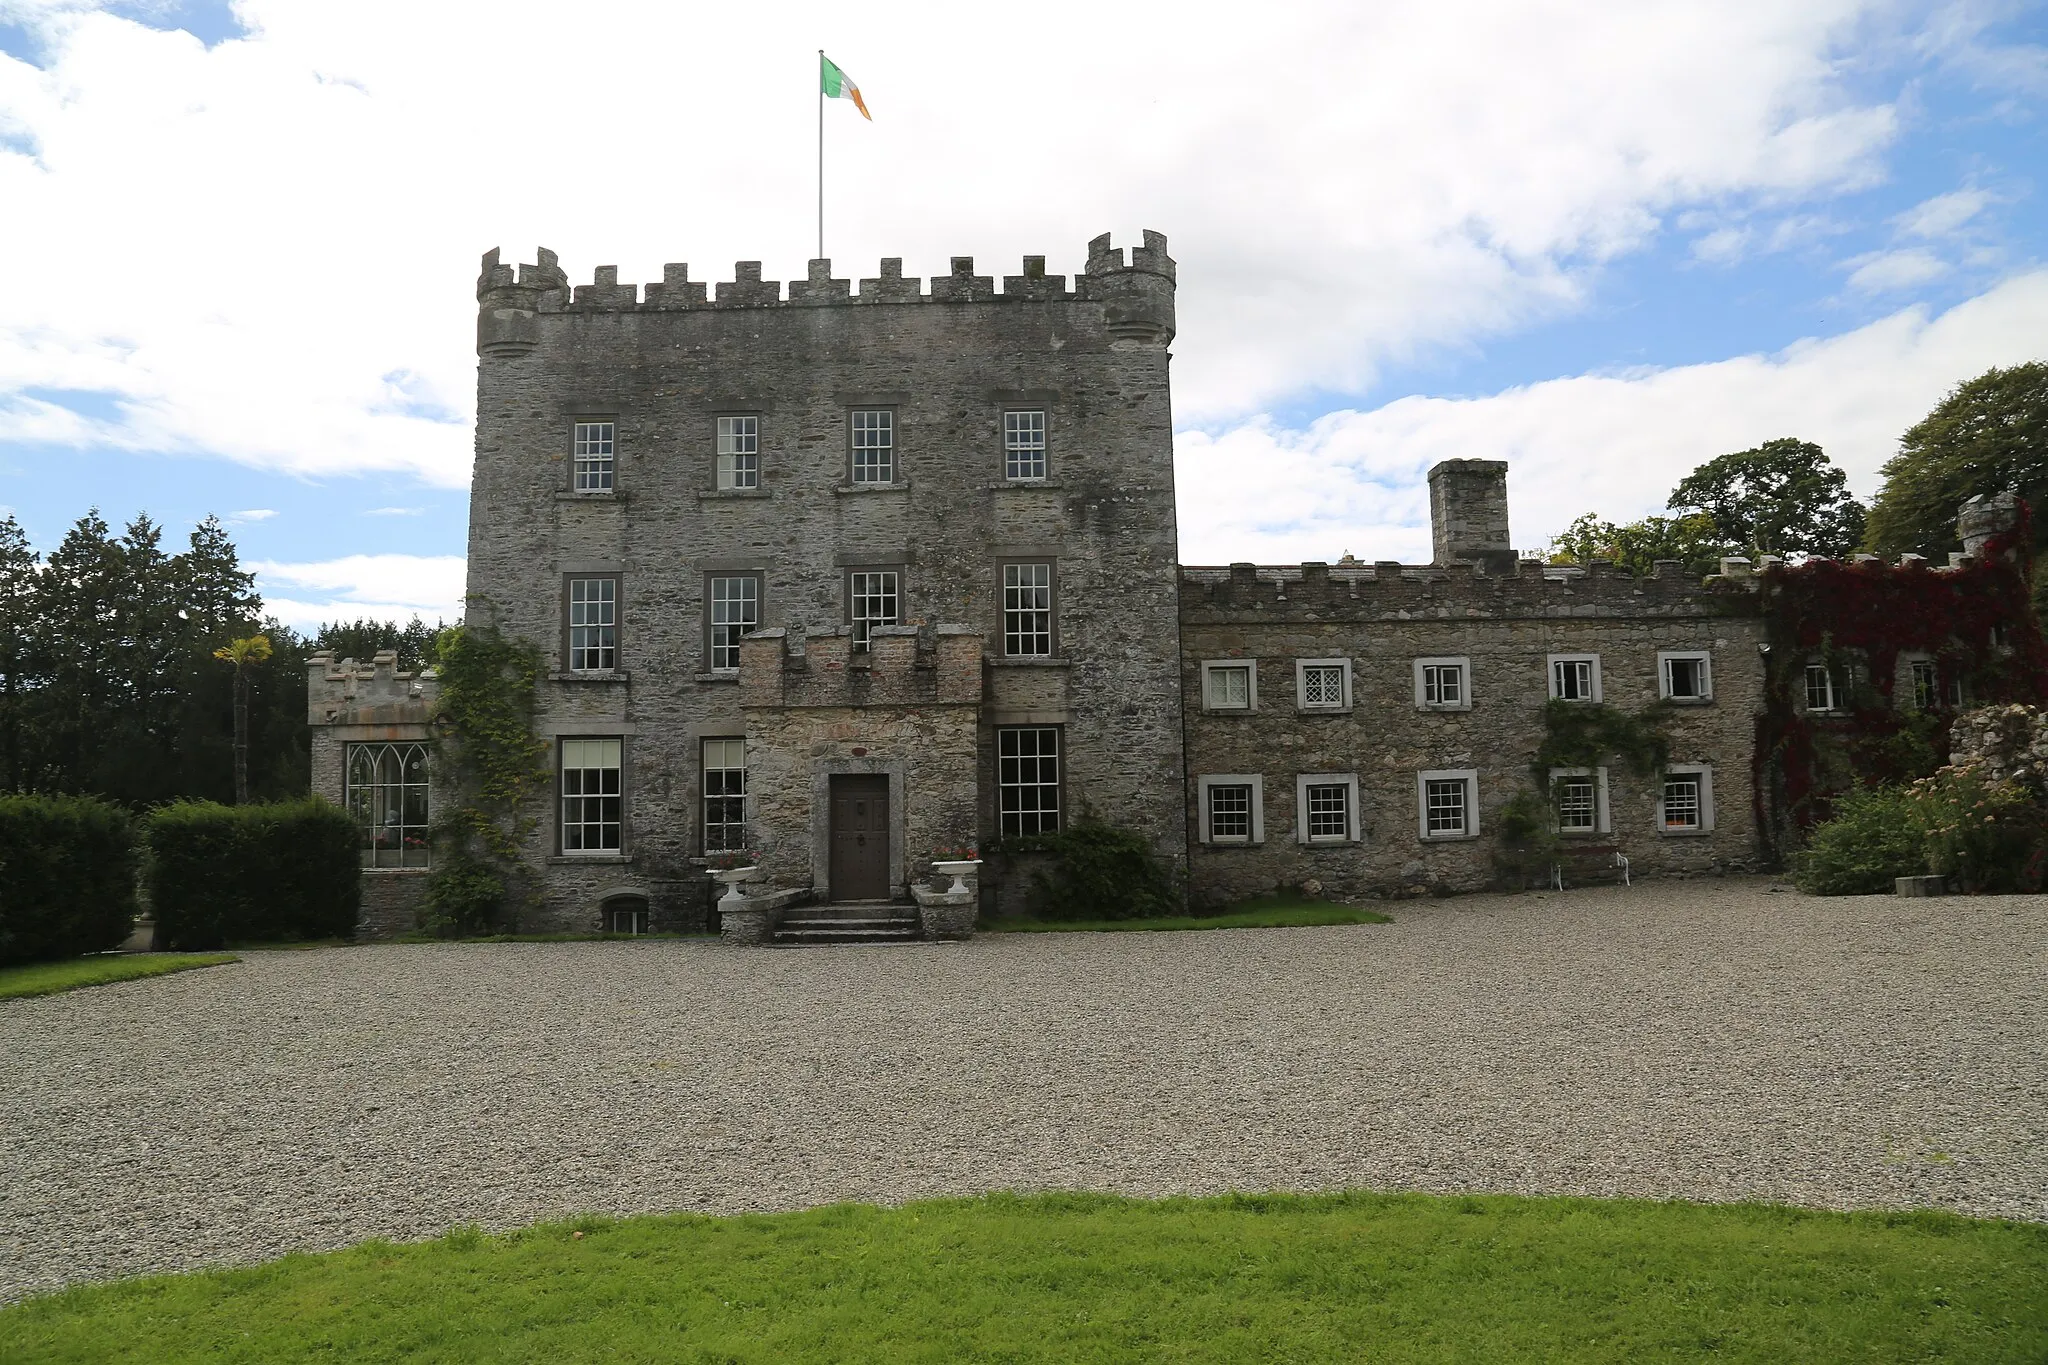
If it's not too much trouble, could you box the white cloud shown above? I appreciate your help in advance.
[362,506,421,516]
[1177,270,2048,564]
[229,507,275,522]
[1893,187,1992,239]
[252,553,464,630]
[1845,247,1952,292]
[0,0,1911,475]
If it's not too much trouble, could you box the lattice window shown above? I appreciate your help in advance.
[998,727,1061,835]
[1908,660,1939,711]
[708,575,760,671]
[567,577,616,672]
[1002,562,1053,657]
[1300,664,1346,709]
[716,416,759,490]
[1206,665,1253,709]
[701,737,746,852]
[850,409,894,484]
[346,742,430,868]
[573,421,614,492]
[848,570,900,651]
[560,738,622,853]
[1004,410,1047,480]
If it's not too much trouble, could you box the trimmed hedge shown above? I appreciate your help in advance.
[147,800,360,949]
[0,794,139,967]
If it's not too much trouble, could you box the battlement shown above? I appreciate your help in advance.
[736,625,982,710]
[306,650,439,726]
[476,231,1173,317]
[1179,558,1757,622]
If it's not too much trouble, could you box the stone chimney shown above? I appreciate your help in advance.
[1428,459,1517,574]
[1958,490,2020,559]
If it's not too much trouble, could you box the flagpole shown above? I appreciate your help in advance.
[817,50,824,261]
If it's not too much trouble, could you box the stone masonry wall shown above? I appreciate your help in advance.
[1180,561,1767,905]
[467,235,1185,927]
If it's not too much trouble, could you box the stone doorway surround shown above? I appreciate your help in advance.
[813,758,907,900]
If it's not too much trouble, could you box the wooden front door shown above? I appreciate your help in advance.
[829,774,891,902]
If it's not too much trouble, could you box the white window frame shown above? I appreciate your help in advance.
[715,415,760,490]
[1003,409,1047,481]
[1658,650,1713,703]
[572,420,614,492]
[1000,561,1055,658]
[997,726,1062,835]
[345,742,431,869]
[846,568,901,652]
[1294,658,1352,712]
[1903,655,1938,712]
[1803,663,1842,714]
[1658,764,1716,836]
[850,408,895,485]
[566,576,617,674]
[1547,766,1610,836]
[1197,774,1264,845]
[1294,773,1361,844]
[701,736,746,853]
[1548,654,1603,703]
[1201,659,1259,713]
[560,737,624,855]
[1416,769,1479,841]
[1413,656,1472,711]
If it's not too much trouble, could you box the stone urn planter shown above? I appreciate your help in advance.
[710,866,761,906]
[930,859,983,895]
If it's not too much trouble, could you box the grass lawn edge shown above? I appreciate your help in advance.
[0,952,240,1001]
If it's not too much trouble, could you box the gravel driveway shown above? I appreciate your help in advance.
[2,877,2043,1304]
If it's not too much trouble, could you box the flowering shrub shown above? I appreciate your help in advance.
[705,849,756,871]
[931,845,979,862]
[1795,757,2048,894]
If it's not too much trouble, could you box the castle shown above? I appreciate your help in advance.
[306,231,2024,938]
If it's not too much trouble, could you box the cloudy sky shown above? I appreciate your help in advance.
[1,0,2043,627]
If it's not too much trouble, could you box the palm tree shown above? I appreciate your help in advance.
[212,634,272,804]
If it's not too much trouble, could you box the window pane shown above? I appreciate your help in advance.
[1663,776,1701,830]
[568,578,617,672]
[1207,666,1250,708]
[1554,660,1592,701]
[573,421,615,492]
[1424,664,1462,706]
[849,570,901,651]
[1804,665,1834,711]
[1306,783,1348,839]
[715,416,759,490]
[1208,783,1252,839]
[1002,562,1053,657]
[702,738,747,852]
[1004,409,1046,480]
[1557,778,1596,830]
[562,739,624,852]
[709,576,760,671]
[851,409,894,484]
[1302,665,1344,707]
[998,727,1061,835]
[1425,779,1467,835]
[345,742,432,869]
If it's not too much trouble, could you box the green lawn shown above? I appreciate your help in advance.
[0,953,238,1001]
[5,1192,2040,1364]
[992,892,1392,933]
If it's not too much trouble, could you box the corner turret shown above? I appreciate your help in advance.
[1079,229,1176,345]
[477,246,568,359]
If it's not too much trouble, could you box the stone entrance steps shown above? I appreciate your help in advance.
[773,903,920,946]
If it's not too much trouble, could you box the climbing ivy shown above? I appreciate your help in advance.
[424,621,547,935]
[1528,698,1674,782]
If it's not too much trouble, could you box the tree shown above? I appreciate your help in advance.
[314,616,443,672]
[1865,362,2048,559]
[1668,438,1866,559]
[213,634,274,804]
[1546,512,1732,579]
[0,516,38,792]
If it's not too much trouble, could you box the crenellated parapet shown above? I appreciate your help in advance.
[737,625,982,710]
[306,650,439,727]
[1179,557,1757,623]
[474,231,1175,347]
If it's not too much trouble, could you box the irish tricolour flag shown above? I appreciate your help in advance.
[821,53,871,120]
